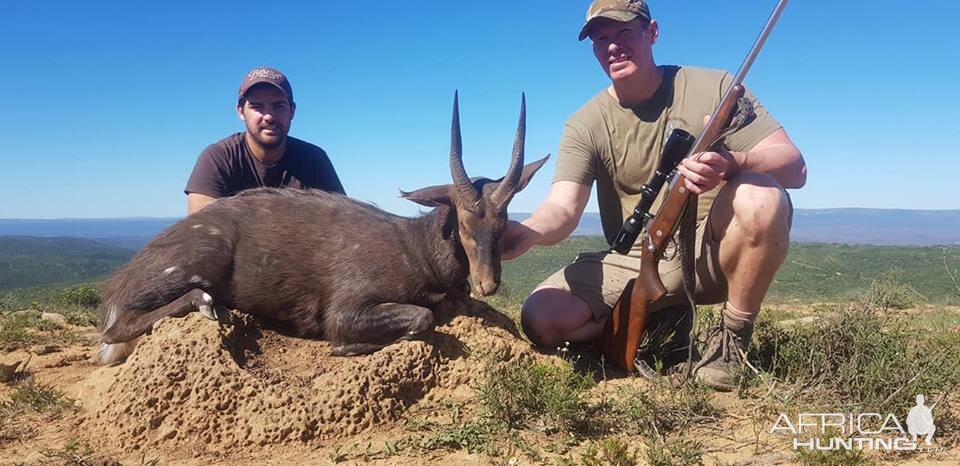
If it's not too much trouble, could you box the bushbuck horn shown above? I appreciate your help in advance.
[449,91,481,208]
[490,93,526,208]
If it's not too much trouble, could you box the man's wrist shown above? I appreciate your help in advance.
[725,150,746,180]
[520,218,548,245]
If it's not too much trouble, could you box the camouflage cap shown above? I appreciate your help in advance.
[238,66,294,104]
[578,0,652,41]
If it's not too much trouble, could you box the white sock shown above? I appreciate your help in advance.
[722,302,756,331]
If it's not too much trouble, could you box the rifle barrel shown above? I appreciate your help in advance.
[690,0,790,161]
[732,0,791,87]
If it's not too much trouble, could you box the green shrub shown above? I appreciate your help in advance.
[604,382,719,437]
[0,293,17,312]
[40,439,98,466]
[578,437,639,466]
[59,284,101,308]
[0,312,88,347]
[410,420,494,454]
[477,356,595,433]
[0,314,48,346]
[643,435,703,466]
[860,270,921,310]
[5,378,75,413]
[751,304,960,412]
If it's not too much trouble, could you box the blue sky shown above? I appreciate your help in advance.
[2,0,957,218]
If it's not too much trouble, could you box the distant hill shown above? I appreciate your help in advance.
[788,209,960,246]
[0,218,179,249]
[0,236,134,291]
[487,237,960,307]
[1,233,957,306]
[513,208,960,246]
[1,209,957,247]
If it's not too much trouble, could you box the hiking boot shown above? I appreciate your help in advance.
[693,315,754,391]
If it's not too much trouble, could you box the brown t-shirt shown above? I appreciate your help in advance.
[184,133,346,198]
[554,65,781,244]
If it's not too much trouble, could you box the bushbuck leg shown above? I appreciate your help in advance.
[329,303,434,356]
[102,288,217,344]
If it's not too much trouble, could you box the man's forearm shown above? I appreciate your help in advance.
[730,130,806,189]
[732,146,805,188]
[522,202,581,246]
[187,193,218,215]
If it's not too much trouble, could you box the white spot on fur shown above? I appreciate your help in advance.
[163,266,177,275]
[208,227,221,235]
[97,338,139,366]
[192,224,204,229]
[189,275,203,283]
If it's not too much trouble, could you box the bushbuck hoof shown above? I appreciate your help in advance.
[330,342,387,356]
[405,311,435,338]
[196,292,218,320]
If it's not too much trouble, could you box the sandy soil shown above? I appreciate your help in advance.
[1,303,956,465]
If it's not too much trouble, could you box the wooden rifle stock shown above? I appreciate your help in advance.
[600,0,790,372]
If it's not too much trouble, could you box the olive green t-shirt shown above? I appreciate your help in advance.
[555,65,781,244]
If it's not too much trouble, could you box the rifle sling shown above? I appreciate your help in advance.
[678,195,699,379]
[677,97,756,378]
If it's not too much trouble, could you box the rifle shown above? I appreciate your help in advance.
[600,0,791,373]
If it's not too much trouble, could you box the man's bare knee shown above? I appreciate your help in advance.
[521,287,594,347]
[724,174,791,247]
[520,313,550,347]
[521,288,559,346]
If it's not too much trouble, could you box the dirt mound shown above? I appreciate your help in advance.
[81,302,538,450]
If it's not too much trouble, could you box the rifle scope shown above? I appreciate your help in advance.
[610,128,696,255]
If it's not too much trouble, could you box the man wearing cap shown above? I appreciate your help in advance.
[185,66,345,214]
[502,0,806,390]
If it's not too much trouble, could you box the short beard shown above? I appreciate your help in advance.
[249,129,287,150]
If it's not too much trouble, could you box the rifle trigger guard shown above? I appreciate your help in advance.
[661,236,680,261]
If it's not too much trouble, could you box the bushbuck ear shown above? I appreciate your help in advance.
[399,185,452,208]
[514,154,551,193]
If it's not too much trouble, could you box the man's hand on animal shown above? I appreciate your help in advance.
[500,181,592,262]
[501,221,541,260]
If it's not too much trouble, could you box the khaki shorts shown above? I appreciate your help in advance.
[538,193,792,321]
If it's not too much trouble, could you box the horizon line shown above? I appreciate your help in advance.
[1,207,960,221]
